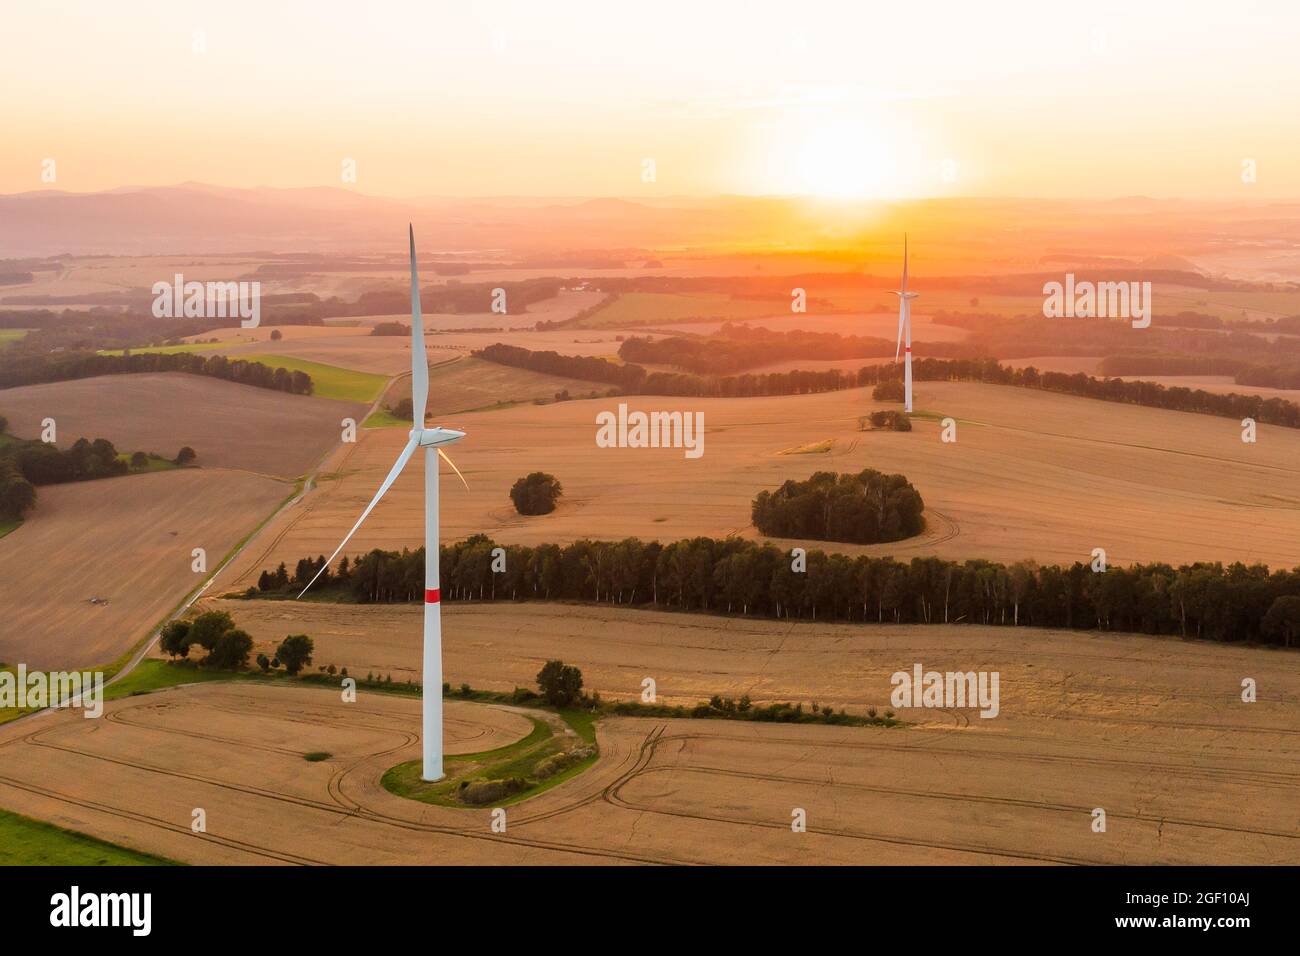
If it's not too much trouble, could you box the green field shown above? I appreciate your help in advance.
[239,354,388,402]
[0,519,19,540]
[0,329,30,346]
[0,808,175,866]
[98,341,229,356]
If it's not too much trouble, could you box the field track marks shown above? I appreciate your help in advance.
[640,764,1300,843]
[0,774,324,865]
[599,729,1089,865]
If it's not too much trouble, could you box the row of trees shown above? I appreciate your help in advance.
[0,350,312,394]
[752,470,925,544]
[475,341,1300,425]
[258,535,1300,647]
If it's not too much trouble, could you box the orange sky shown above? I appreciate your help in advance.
[2,0,1296,199]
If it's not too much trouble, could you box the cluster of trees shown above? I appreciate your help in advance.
[510,472,563,515]
[161,611,318,674]
[158,611,254,669]
[261,536,1300,647]
[370,321,408,336]
[0,349,313,394]
[752,470,925,544]
[0,422,184,520]
[861,410,912,432]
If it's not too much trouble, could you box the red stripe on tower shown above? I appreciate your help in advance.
[424,588,440,604]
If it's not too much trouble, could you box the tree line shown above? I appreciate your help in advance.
[752,469,925,544]
[474,342,1300,425]
[0,349,313,394]
[256,535,1300,647]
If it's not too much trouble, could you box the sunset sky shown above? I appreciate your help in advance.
[2,0,1295,199]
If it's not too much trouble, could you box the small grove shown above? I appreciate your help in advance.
[751,469,924,545]
[254,536,1300,647]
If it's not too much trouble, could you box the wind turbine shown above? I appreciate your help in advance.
[299,225,466,781]
[893,235,919,413]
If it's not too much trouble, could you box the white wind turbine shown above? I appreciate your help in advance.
[893,235,919,413]
[299,225,466,781]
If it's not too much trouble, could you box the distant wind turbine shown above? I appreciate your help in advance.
[893,235,919,413]
[299,225,466,781]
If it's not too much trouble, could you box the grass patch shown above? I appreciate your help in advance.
[117,452,179,473]
[362,406,412,429]
[239,354,388,402]
[0,518,20,539]
[0,329,30,346]
[382,703,598,809]
[0,808,177,866]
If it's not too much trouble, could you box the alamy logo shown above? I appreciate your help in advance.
[0,665,103,718]
[50,886,151,936]
[1042,273,1151,328]
[595,403,704,459]
[890,663,1000,718]
[152,273,260,328]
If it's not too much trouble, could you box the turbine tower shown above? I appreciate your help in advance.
[893,235,919,413]
[299,226,466,781]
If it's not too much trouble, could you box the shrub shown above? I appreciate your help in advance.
[276,634,314,675]
[536,659,583,707]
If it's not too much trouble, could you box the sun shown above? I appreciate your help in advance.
[765,117,902,199]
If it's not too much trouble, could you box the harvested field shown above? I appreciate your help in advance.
[0,611,1293,865]
[379,356,619,418]
[215,380,1300,588]
[0,373,363,479]
[0,469,288,670]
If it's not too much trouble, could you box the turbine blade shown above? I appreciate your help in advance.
[297,435,419,597]
[902,233,909,292]
[438,447,469,489]
[895,308,904,362]
[409,225,429,428]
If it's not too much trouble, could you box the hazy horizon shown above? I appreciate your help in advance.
[5,0,1298,200]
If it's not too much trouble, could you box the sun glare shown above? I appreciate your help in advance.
[748,116,906,200]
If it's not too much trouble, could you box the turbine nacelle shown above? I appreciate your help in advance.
[413,427,466,448]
